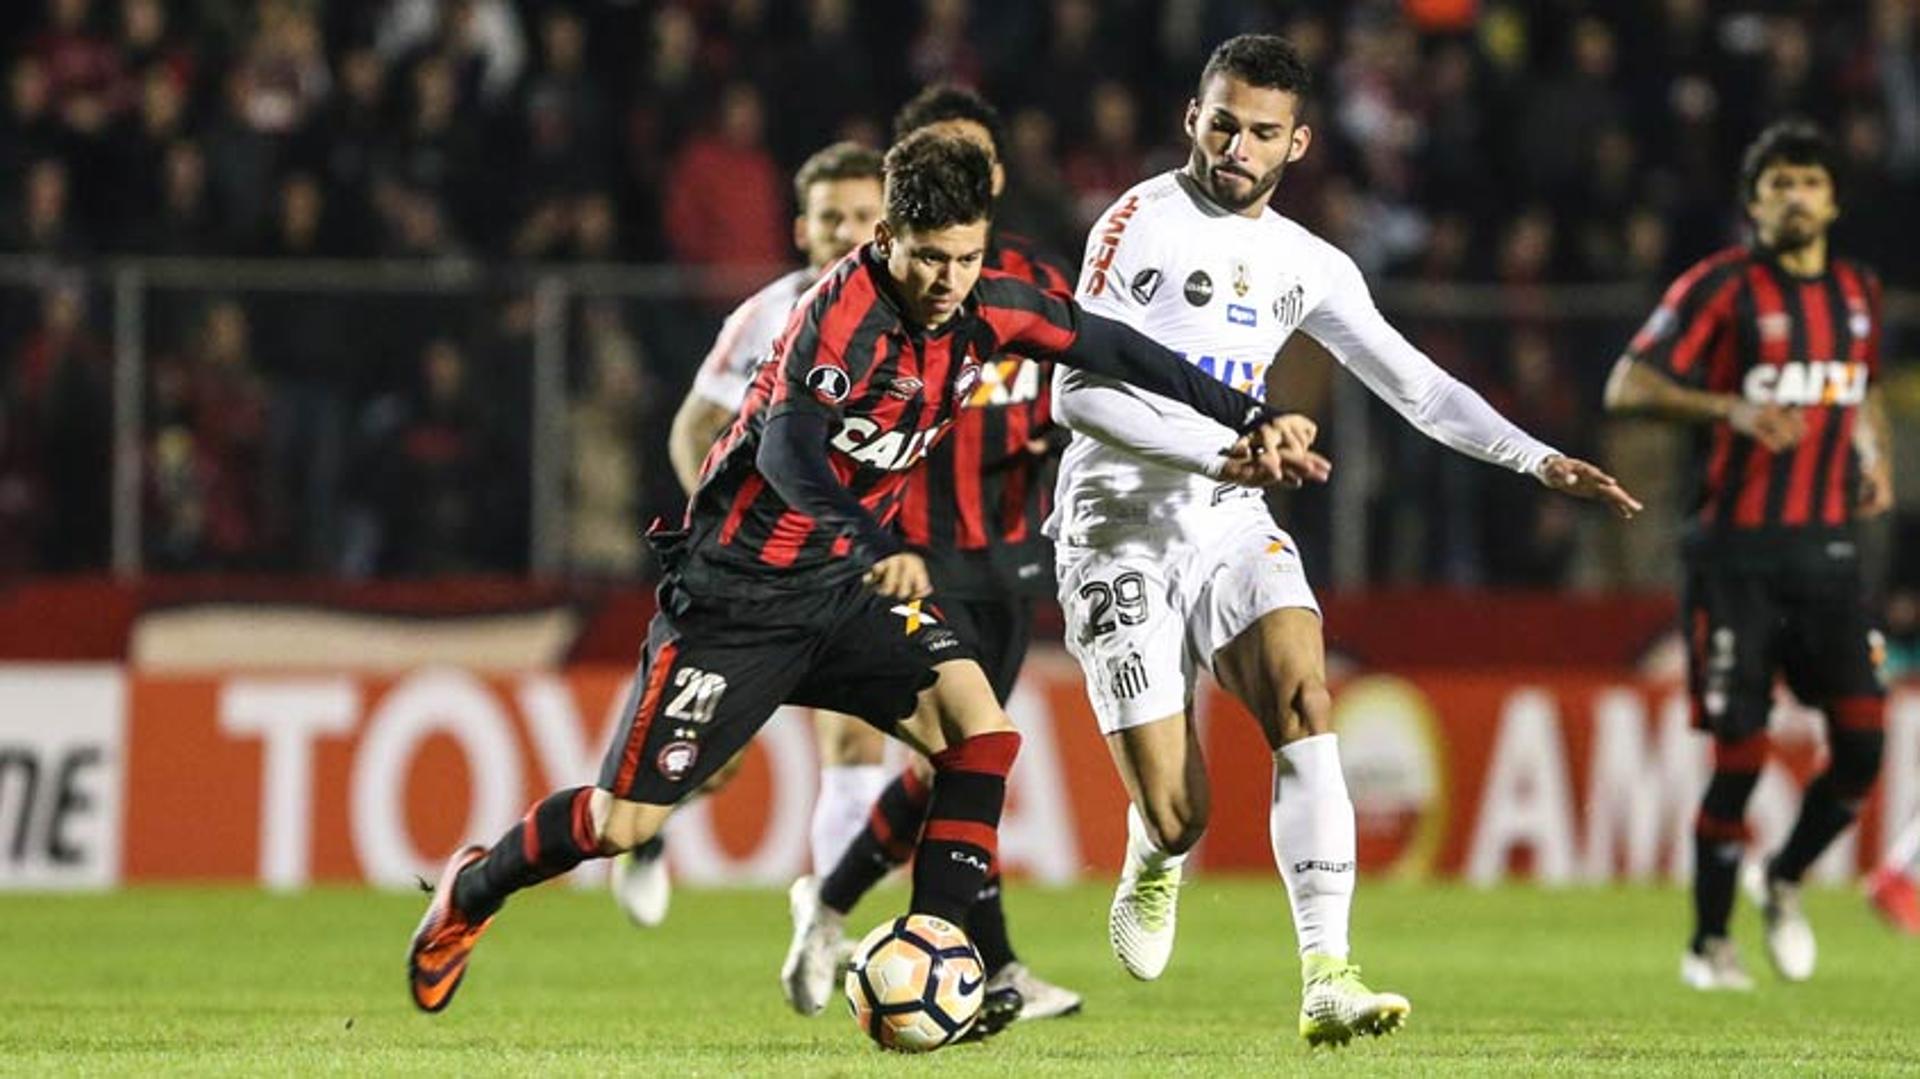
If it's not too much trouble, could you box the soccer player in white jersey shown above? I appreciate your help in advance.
[609,141,886,927]
[1052,35,1643,1046]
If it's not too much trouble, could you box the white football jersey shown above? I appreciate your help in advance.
[689,268,815,412]
[1052,170,1555,548]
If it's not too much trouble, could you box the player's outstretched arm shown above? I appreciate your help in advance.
[1048,312,1329,486]
[1052,364,1251,477]
[1056,311,1270,432]
[1300,247,1641,514]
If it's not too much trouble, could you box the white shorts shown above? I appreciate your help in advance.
[1056,513,1320,734]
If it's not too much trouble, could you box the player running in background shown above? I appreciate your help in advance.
[1057,35,1638,1046]
[782,85,1083,1029]
[407,130,1310,1016]
[1605,120,1895,989]
[607,141,885,929]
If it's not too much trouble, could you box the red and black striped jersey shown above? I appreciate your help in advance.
[1625,245,1882,541]
[899,232,1073,591]
[682,244,1080,595]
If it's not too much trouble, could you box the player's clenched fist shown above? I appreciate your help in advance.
[865,552,933,600]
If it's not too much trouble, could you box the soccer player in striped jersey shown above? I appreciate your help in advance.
[785,85,1084,1030]
[609,141,885,930]
[406,130,1315,1017]
[1606,120,1896,991]
[1054,35,1638,1047]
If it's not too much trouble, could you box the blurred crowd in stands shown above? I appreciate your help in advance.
[0,0,1915,623]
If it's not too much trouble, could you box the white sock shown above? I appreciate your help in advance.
[810,764,891,876]
[1270,733,1355,960]
[1126,803,1187,874]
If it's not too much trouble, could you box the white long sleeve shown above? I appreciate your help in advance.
[1051,366,1233,479]
[1301,250,1559,476]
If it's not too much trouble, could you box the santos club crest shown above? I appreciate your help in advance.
[1273,281,1305,328]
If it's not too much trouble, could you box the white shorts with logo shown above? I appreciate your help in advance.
[1056,510,1320,734]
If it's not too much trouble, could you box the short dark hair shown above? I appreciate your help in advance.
[883,130,993,234]
[792,141,884,207]
[1738,119,1840,205]
[892,84,1005,158]
[1197,34,1313,103]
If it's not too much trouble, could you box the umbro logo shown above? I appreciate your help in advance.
[885,376,924,400]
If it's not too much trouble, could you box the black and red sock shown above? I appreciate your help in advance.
[453,786,602,921]
[968,874,1018,974]
[819,766,931,914]
[1691,733,1765,951]
[1773,705,1884,883]
[911,730,1020,927]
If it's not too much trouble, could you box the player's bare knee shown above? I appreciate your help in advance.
[945,702,1015,742]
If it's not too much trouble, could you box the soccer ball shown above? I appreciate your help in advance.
[844,914,985,1052]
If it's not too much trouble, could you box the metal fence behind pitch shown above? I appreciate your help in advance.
[1,255,1913,590]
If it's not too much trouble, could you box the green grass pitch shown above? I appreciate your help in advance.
[5,879,1917,1075]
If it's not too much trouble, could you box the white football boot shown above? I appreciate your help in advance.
[1744,859,1815,982]
[608,843,671,928]
[1108,849,1182,980]
[778,875,844,1015]
[1298,954,1411,1047]
[1680,936,1755,991]
[986,961,1083,1021]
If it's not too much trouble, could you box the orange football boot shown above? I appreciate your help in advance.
[408,845,494,1012]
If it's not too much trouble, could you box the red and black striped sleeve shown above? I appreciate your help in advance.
[974,272,1080,356]
[766,262,889,422]
[982,269,1271,433]
[1623,248,1746,385]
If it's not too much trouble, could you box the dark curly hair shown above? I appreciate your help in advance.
[1738,119,1841,206]
[892,84,1005,158]
[1198,34,1313,103]
[882,130,993,233]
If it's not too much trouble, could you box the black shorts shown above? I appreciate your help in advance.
[1682,556,1886,739]
[932,593,1032,705]
[597,575,980,805]
[920,547,1044,707]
